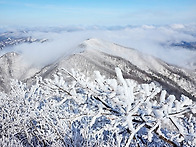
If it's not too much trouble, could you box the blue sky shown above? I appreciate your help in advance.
[0,0,196,26]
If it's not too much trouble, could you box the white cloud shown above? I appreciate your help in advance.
[170,24,185,29]
[2,24,196,69]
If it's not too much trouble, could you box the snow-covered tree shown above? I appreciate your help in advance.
[0,67,196,146]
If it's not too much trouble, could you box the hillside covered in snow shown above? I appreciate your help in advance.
[1,38,196,100]
[0,37,196,146]
[0,66,196,146]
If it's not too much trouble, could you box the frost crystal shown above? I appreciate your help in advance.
[0,68,195,147]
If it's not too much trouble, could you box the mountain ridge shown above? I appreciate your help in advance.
[0,38,195,100]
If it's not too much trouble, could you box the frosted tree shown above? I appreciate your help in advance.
[0,67,196,146]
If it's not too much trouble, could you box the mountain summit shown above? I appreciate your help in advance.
[0,38,196,100]
[1,38,196,146]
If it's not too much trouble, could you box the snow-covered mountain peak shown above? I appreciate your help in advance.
[83,38,102,45]
[0,38,195,99]
[79,38,167,72]
[0,52,19,59]
[82,38,127,52]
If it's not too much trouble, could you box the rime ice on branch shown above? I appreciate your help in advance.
[0,68,196,146]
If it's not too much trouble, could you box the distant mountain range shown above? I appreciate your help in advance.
[171,41,196,50]
[0,32,48,50]
[0,38,195,101]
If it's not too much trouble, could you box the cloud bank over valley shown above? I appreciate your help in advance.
[1,24,196,69]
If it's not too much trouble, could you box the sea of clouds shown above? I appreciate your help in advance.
[1,24,196,69]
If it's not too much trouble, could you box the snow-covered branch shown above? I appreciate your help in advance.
[0,68,195,146]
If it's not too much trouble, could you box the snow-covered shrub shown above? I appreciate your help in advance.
[0,68,196,146]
